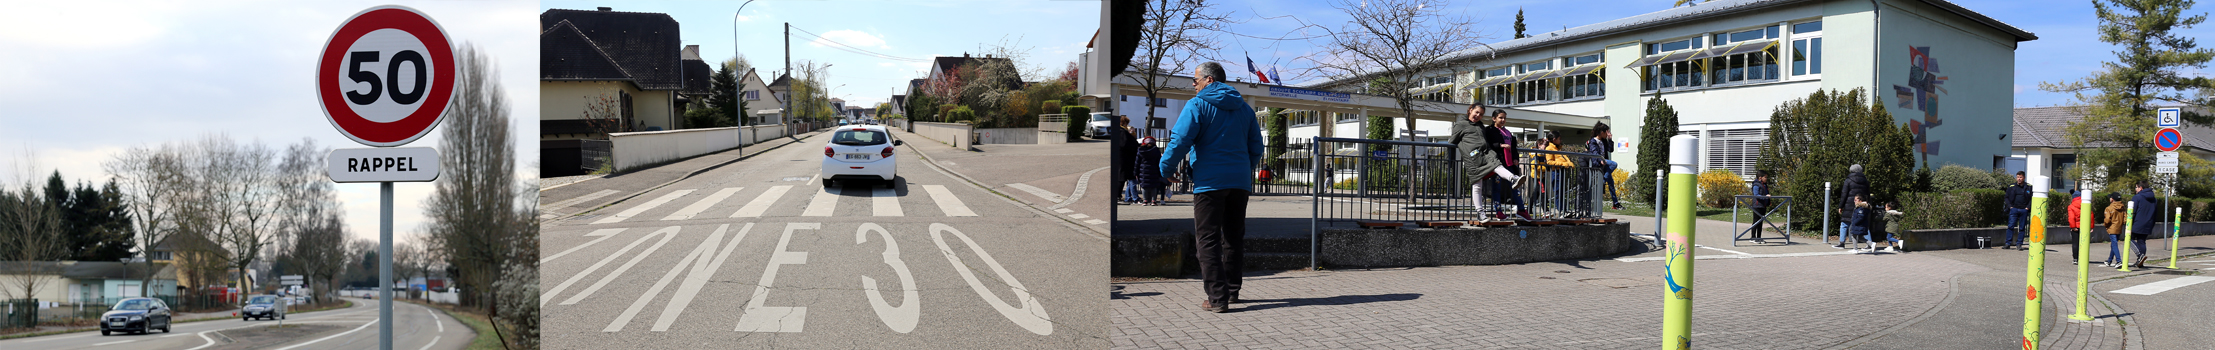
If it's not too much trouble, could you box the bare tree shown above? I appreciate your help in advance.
[285,211,346,304]
[1307,0,1484,140]
[219,141,279,296]
[1131,0,1232,129]
[423,43,531,348]
[105,144,187,297]
[1,154,68,301]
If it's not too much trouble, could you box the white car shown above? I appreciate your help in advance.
[1087,112,1114,139]
[821,125,902,188]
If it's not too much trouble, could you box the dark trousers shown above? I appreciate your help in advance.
[2005,208,2031,246]
[1747,206,1771,238]
[1193,189,1251,306]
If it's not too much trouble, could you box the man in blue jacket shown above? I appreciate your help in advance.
[1160,62,1265,313]
[2129,182,2156,268]
[2002,171,2034,250]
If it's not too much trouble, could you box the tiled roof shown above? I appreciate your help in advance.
[2012,106,2215,152]
[681,58,712,95]
[541,8,685,90]
[541,20,631,81]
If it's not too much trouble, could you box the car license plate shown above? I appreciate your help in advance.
[845,154,870,160]
[110,321,124,326]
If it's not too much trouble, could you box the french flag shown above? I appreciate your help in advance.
[1246,56,1271,84]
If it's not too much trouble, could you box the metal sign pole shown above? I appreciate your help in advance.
[380,181,393,350]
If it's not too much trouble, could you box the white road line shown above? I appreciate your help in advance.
[2111,276,2215,295]
[654,223,753,332]
[543,228,627,263]
[183,331,220,350]
[735,223,814,333]
[1695,245,1753,256]
[417,336,441,350]
[272,319,378,350]
[20,334,91,343]
[1054,208,1073,213]
[543,227,674,306]
[873,188,903,216]
[92,339,137,346]
[923,185,976,217]
[1616,250,1860,262]
[1068,213,1091,219]
[592,189,695,224]
[426,307,442,333]
[606,227,721,332]
[563,226,686,305]
[1005,183,1066,203]
[802,187,842,217]
[1084,219,1107,225]
[731,186,792,218]
[544,189,619,210]
[1049,166,1110,209]
[664,187,743,220]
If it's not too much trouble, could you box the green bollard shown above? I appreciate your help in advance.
[1661,135,1697,350]
[2171,207,2182,269]
[2021,184,2050,350]
[2068,189,2094,322]
[2122,201,2134,272]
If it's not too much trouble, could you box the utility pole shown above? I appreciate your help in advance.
[785,22,792,123]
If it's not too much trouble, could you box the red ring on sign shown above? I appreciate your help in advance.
[316,6,454,147]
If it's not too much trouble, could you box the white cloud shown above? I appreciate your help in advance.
[811,29,889,50]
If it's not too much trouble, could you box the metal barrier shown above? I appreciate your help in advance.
[1731,195,1793,246]
[579,139,611,173]
[1306,136,1611,227]
[3,298,34,329]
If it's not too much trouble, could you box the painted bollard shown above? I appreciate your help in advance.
[2068,189,2094,322]
[2121,201,2134,272]
[2021,184,2049,350]
[1661,135,1697,350]
[2170,207,2182,269]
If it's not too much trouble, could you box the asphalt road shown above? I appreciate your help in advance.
[2101,257,2215,350]
[1,297,468,350]
[541,131,1109,349]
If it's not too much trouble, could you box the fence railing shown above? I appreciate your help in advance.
[579,139,611,173]
[1306,137,1610,227]
[3,298,34,329]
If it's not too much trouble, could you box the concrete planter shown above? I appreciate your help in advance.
[1320,223,1637,268]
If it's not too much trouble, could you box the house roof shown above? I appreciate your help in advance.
[2012,106,2215,152]
[541,20,632,82]
[1306,0,2037,89]
[541,8,686,90]
[681,58,712,95]
[0,261,173,280]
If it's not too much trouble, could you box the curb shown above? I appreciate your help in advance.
[549,130,826,221]
[894,130,1109,239]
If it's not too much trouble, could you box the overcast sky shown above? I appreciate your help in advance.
[0,0,538,246]
[1210,0,2214,108]
[538,0,1102,108]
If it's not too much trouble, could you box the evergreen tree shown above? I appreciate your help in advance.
[1513,8,1529,39]
[2042,0,2215,192]
[1756,89,1914,231]
[711,59,745,127]
[1264,107,1289,174]
[1631,96,1680,204]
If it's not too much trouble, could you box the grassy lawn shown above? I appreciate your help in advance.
[403,300,505,350]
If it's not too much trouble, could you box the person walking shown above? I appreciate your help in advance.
[2065,189,2084,264]
[1584,121,1622,210]
[1840,164,1870,250]
[1116,115,1139,205]
[1159,62,1265,313]
[1882,201,1906,252]
[2002,171,2034,249]
[1748,173,1773,243]
[2105,192,2127,267]
[2129,182,2156,268]
[1136,137,1167,205]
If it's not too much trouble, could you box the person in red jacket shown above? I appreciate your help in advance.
[2065,189,2084,264]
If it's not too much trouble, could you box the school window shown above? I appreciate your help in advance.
[1705,26,1781,85]
[1288,110,1320,126]
[1521,61,1552,73]
[1484,67,1512,79]
[1791,20,1824,77]
[1482,84,1514,106]
[1561,70,1605,100]
[1515,79,1552,104]
[1561,53,1601,67]
[1150,97,1170,107]
[1700,128,1770,180]
[1646,60,1703,91]
[1646,37,1700,55]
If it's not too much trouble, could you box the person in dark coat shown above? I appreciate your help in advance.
[1748,173,1773,242]
[1114,116,1138,204]
[1136,137,1167,205]
[2129,182,2157,268]
[1484,109,1530,220]
[1584,121,1621,209]
[2002,171,2034,249]
[1839,164,1870,249]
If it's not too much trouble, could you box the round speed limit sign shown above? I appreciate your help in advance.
[316,5,454,147]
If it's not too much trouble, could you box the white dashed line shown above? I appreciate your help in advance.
[664,187,742,220]
[592,190,695,224]
[730,186,791,218]
[1005,183,1066,203]
[2112,276,2215,295]
[923,185,976,217]
[802,187,842,217]
[873,188,903,217]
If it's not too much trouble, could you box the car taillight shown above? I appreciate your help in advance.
[881,146,894,158]
[825,146,835,158]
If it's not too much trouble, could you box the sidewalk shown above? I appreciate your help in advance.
[537,129,826,221]
[890,127,1111,235]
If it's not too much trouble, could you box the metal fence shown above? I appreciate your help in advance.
[1307,137,1611,227]
[3,298,34,329]
[579,139,611,173]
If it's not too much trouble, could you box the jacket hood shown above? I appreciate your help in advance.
[1193,82,1246,110]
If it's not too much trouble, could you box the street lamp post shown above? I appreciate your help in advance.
[734,0,756,155]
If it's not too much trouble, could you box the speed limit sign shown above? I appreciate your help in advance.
[316,5,454,147]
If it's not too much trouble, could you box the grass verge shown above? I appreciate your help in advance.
[401,300,503,350]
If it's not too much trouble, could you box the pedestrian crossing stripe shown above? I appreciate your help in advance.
[593,190,695,224]
[664,187,742,221]
[581,183,986,221]
[730,186,792,218]
[2111,276,2215,295]
[543,226,680,306]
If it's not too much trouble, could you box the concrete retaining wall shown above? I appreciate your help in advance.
[1321,224,1637,268]
[974,127,1037,144]
[606,124,788,173]
[912,122,972,150]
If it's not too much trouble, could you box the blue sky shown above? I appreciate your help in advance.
[539,0,1102,108]
[0,0,539,243]
[1208,0,2213,108]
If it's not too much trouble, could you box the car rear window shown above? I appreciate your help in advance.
[1092,114,1111,122]
[249,296,277,304]
[833,130,888,146]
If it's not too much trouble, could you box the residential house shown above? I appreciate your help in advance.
[740,68,779,126]
[2011,106,2215,195]
[540,6,688,139]
[0,261,178,303]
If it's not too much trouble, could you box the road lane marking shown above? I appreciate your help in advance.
[1054,208,1073,214]
[802,187,841,217]
[731,186,792,218]
[544,189,619,211]
[872,188,903,217]
[417,336,440,350]
[183,331,220,350]
[1696,245,1753,256]
[1084,219,1107,225]
[563,226,686,305]
[20,334,91,342]
[544,228,627,263]
[1048,166,1109,209]
[929,223,1053,335]
[93,339,137,346]
[426,307,442,333]
[543,227,675,306]
[654,223,754,332]
[1006,183,1065,203]
[593,189,695,224]
[607,226,722,332]
[1068,213,1091,219]
[2112,276,2215,295]
[1615,250,1858,262]
[271,319,377,350]
[857,223,920,333]
[735,223,814,333]
[923,185,976,217]
[664,187,742,220]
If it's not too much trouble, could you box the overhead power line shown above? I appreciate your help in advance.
[788,25,929,63]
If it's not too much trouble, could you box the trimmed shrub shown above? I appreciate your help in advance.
[1960,188,2007,227]
[1630,96,1679,205]
[947,106,977,124]
[2045,191,2069,223]
[1931,164,2003,193]
[1757,88,1913,232]
[1061,105,1090,141]
[1697,169,1746,208]
[2196,199,2215,222]
[1898,189,2008,230]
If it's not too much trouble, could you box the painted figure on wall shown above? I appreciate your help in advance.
[1894,46,1948,156]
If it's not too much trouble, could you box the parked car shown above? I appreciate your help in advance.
[820,125,902,188]
[1088,112,1114,139]
[100,297,172,336]
[243,294,285,321]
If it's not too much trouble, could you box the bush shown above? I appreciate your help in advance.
[1756,88,1913,232]
[1697,169,1746,208]
[1630,96,1680,205]
[947,106,977,124]
[1612,169,1630,200]
[2197,199,2215,222]
[2045,191,2069,224]
[1061,105,1090,141]
[1959,188,2007,227]
[1931,165,2002,193]
[1896,189,2010,230]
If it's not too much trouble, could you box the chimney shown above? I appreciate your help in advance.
[597,7,611,11]
[681,45,701,60]
[963,52,971,58]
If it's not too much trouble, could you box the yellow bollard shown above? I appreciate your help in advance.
[1660,135,1697,350]
[2171,207,2182,269]
[2068,190,2094,322]
[2021,184,2049,350]
[2121,201,2134,272]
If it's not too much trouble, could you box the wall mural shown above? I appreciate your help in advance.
[1893,46,1948,155]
